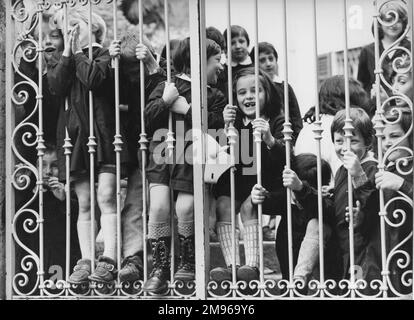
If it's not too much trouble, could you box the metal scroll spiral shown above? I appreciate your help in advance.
[375,0,413,299]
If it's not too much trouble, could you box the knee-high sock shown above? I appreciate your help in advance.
[293,219,321,279]
[216,222,240,267]
[100,214,118,261]
[77,220,92,260]
[243,219,259,268]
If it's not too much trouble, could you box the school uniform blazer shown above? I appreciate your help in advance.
[214,113,288,202]
[119,57,168,167]
[47,47,129,179]
[144,75,226,138]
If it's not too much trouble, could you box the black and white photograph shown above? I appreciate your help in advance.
[0,0,413,312]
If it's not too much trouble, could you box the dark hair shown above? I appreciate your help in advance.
[304,75,370,123]
[173,37,221,75]
[232,67,282,119]
[331,108,374,147]
[223,25,250,50]
[160,38,181,60]
[371,2,408,40]
[44,142,57,154]
[293,153,332,187]
[206,26,225,50]
[250,42,278,63]
[119,31,155,81]
[383,106,413,147]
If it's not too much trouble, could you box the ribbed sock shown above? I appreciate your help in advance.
[243,219,259,268]
[216,222,240,267]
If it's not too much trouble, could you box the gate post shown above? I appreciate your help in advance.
[0,0,7,301]
[408,0,414,301]
[5,0,15,301]
[189,0,209,300]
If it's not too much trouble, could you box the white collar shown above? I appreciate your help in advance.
[176,73,211,88]
[230,55,252,67]
[176,73,191,82]
[243,117,253,126]
[243,115,269,126]
[82,43,103,50]
[360,151,378,164]
[273,74,283,84]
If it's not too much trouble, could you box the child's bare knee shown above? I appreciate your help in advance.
[216,197,235,222]
[97,187,116,212]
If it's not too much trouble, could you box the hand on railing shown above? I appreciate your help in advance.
[109,40,121,59]
[71,24,81,55]
[345,200,362,229]
[252,118,275,148]
[63,28,74,57]
[282,168,303,192]
[375,171,404,191]
[223,104,237,125]
[250,184,270,205]
[162,82,179,106]
[342,150,364,177]
[135,43,159,74]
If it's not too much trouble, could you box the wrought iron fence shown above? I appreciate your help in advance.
[5,0,414,299]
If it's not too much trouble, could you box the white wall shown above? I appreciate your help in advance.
[205,0,377,114]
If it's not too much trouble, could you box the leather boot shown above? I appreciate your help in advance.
[174,234,195,281]
[142,237,171,294]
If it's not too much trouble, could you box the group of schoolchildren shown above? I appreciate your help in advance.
[16,1,412,296]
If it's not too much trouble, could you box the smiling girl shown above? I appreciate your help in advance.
[211,67,286,283]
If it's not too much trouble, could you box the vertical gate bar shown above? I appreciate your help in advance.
[36,0,46,296]
[189,0,208,300]
[226,0,238,295]
[5,0,16,300]
[88,0,96,275]
[372,0,388,298]
[253,0,265,296]
[311,0,326,297]
[409,0,414,301]
[342,0,356,298]
[138,0,149,288]
[164,0,175,159]
[62,1,73,290]
[163,0,176,292]
[281,0,294,297]
[111,0,123,293]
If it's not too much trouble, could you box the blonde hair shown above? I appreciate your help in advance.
[50,6,107,44]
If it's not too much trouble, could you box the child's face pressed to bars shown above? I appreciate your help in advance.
[333,130,369,163]
[39,150,59,188]
[236,75,266,120]
[382,122,411,162]
[393,72,413,106]
[206,52,223,86]
[231,35,249,63]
